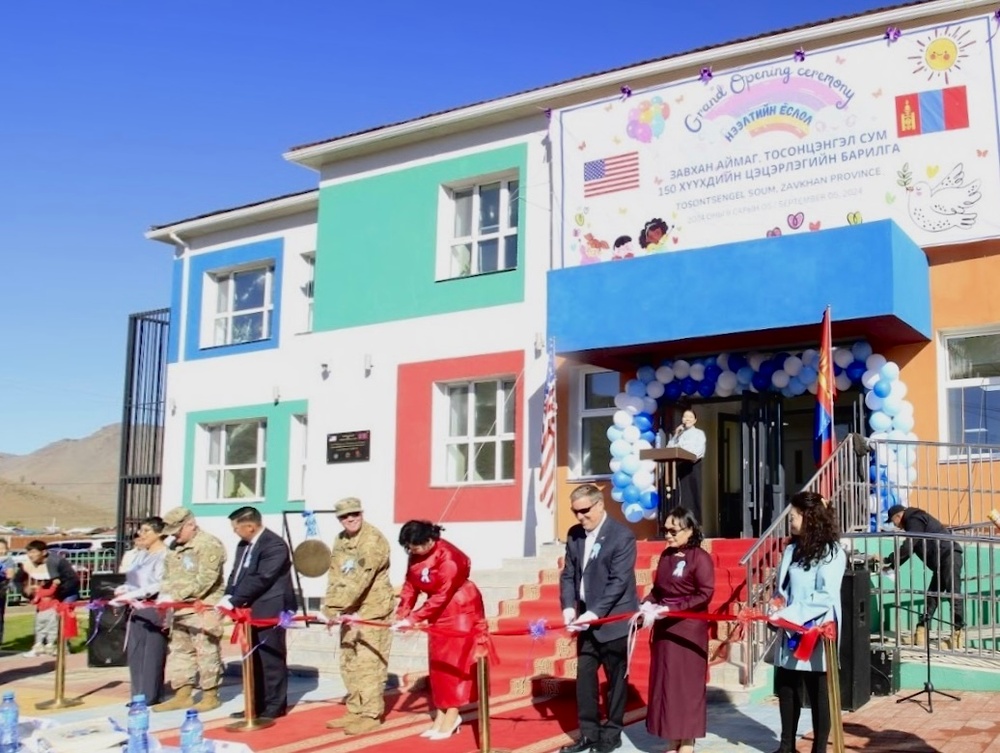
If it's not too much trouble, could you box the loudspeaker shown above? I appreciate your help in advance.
[870,647,901,696]
[838,567,872,711]
[87,574,129,668]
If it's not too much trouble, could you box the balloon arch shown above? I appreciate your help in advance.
[606,341,915,525]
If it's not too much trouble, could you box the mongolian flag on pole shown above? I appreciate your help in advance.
[814,305,837,467]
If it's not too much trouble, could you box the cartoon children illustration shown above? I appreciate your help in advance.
[639,217,672,252]
[612,235,636,260]
[579,233,612,264]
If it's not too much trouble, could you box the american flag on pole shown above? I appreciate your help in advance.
[540,339,558,510]
[583,152,640,198]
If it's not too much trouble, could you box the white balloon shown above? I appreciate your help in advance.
[613,410,633,428]
[672,360,691,379]
[609,459,622,473]
[870,410,893,433]
[640,459,656,473]
[689,363,706,381]
[882,394,903,416]
[801,348,818,366]
[632,470,654,489]
[655,365,674,384]
[887,429,907,441]
[893,413,915,433]
[807,381,818,394]
[880,361,900,381]
[865,391,884,411]
[869,431,889,441]
[613,392,629,410]
[718,371,738,391]
[622,425,641,443]
[625,396,644,415]
[646,381,665,399]
[834,348,854,368]
[835,372,851,392]
[783,356,803,376]
[896,400,914,417]
[610,439,632,458]
[748,353,768,371]
[715,386,734,398]
[889,380,908,400]
[716,353,730,369]
[907,466,918,483]
[635,439,653,451]
[866,353,888,372]
[771,370,790,389]
[643,507,658,520]
[642,397,659,415]
[861,369,881,390]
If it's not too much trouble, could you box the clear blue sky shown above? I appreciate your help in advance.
[0,0,892,455]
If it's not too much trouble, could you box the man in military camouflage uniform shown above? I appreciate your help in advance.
[153,507,227,713]
[323,497,394,735]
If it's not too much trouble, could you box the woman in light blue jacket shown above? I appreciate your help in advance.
[768,491,846,753]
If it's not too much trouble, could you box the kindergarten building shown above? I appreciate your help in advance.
[147,0,1000,598]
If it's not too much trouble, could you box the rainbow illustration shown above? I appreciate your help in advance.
[707,76,850,139]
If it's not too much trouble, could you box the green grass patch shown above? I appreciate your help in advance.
[2,611,91,653]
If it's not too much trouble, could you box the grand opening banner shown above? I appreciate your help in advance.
[553,14,1000,266]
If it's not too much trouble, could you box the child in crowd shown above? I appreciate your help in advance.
[23,564,60,657]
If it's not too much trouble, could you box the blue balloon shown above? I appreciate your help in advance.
[681,376,697,395]
[636,365,656,384]
[799,365,817,385]
[737,366,754,385]
[774,352,792,366]
[869,464,878,484]
[873,379,891,398]
[760,360,777,377]
[752,372,769,391]
[728,354,747,372]
[697,380,715,397]
[623,484,641,504]
[639,490,659,510]
[834,363,844,375]
[634,414,653,432]
[640,430,656,443]
[704,363,722,381]
[789,376,806,396]
[611,488,624,503]
[664,382,682,401]
[626,379,646,397]
[852,341,874,362]
[612,471,632,489]
[846,360,866,382]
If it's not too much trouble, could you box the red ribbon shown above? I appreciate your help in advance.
[56,602,79,639]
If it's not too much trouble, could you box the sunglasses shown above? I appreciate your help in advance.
[337,512,362,520]
[571,504,599,516]
[664,527,689,536]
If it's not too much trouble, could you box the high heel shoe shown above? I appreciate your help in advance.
[426,719,461,740]
[419,727,437,738]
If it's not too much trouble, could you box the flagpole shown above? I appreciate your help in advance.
[549,336,559,544]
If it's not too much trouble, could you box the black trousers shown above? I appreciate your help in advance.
[774,666,830,753]
[128,607,168,704]
[0,585,7,645]
[576,631,628,743]
[676,460,703,522]
[250,624,288,717]
[918,555,964,629]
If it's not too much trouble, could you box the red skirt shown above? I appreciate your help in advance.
[427,581,486,708]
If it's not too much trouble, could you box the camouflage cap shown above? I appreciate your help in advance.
[334,497,363,518]
[161,507,193,535]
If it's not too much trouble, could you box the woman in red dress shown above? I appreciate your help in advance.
[393,521,487,741]
[641,507,715,753]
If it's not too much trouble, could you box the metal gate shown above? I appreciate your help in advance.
[114,308,170,561]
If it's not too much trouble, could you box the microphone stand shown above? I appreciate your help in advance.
[895,612,960,713]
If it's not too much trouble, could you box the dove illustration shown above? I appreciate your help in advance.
[906,163,981,232]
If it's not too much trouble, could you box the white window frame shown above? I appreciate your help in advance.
[939,326,1000,460]
[301,252,315,333]
[198,419,267,502]
[289,414,308,501]
[435,172,519,281]
[433,377,517,486]
[200,263,275,348]
[569,367,619,479]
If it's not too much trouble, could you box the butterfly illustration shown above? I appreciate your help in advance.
[675,95,684,104]
[847,211,863,225]
[654,176,664,185]
[612,136,622,145]
[977,149,989,158]
[885,193,896,205]
[872,88,883,98]
[835,55,846,64]
[618,207,628,215]
[604,104,613,112]
[578,141,587,151]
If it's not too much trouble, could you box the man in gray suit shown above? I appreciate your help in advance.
[559,484,639,753]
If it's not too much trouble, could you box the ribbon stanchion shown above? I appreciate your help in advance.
[227,618,274,732]
[35,606,83,710]
[476,656,510,753]
[824,636,846,753]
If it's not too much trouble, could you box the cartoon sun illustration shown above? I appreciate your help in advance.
[909,26,975,84]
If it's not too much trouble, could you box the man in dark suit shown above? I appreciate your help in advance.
[559,484,639,753]
[219,506,296,721]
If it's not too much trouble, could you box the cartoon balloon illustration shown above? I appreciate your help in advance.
[626,98,670,144]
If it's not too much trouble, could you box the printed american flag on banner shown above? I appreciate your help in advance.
[583,152,640,198]
[540,340,557,510]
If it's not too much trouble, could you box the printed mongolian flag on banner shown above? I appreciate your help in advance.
[814,306,836,467]
[895,85,969,138]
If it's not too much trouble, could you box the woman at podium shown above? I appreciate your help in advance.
[667,409,706,521]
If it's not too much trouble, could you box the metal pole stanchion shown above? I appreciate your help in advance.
[823,636,845,753]
[476,656,509,753]
[227,620,274,732]
[36,608,83,710]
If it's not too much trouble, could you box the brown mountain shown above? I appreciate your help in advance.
[0,424,121,528]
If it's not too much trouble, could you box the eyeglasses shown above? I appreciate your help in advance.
[571,504,599,517]
[664,527,689,536]
[337,512,362,521]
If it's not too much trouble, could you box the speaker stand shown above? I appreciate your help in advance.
[895,617,960,713]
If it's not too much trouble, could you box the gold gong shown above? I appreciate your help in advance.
[293,539,332,577]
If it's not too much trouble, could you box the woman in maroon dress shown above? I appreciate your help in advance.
[393,521,487,741]
[641,507,715,753]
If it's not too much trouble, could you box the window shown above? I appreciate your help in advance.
[212,265,274,346]
[443,379,516,484]
[943,331,1000,452]
[289,414,308,500]
[577,370,620,477]
[302,253,315,333]
[444,177,519,279]
[202,420,267,500]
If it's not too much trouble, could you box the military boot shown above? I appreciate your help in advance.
[326,713,362,729]
[913,625,927,647]
[192,688,221,712]
[343,717,381,735]
[152,685,194,712]
[952,629,965,650]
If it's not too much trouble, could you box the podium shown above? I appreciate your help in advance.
[639,447,698,534]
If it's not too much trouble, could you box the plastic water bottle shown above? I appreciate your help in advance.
[180,709,204,753]
[0,692,19,753]
[127,693,150,753]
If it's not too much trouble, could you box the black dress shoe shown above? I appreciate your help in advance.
[592,739,622,753]
[559,738,597,753]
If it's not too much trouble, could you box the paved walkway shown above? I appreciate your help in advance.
[3,647,999,752]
